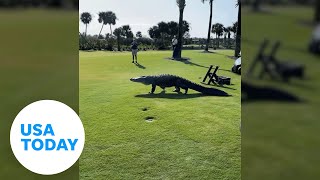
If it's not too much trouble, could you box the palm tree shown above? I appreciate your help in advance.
[173,0,186,59]
[316,0,320,23]
[105,33,111,39]
[98,12,107,37]
[168,21,179,38]
[252,0,261,12]
[114,27,124,51]
[136,31,142,38]
[235,0,241,57]
[182,20,190,36]
[227,27,232,38]
[122,25,134,39]
[158,21,169,46]
[202,0,214,52]
[223,27,229,48]
[148,26,161,39]
[212,23,224,48]
[211,24,217,47]
[80,12,92,37]
[231,22,238,38]
[105,11,117,35]
[225,26,232,48]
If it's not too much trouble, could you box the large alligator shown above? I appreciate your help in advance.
[130,74,229,96]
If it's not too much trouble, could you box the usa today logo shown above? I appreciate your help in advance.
[10,100,85,175]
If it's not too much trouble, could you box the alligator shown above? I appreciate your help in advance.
[130,74,229,96]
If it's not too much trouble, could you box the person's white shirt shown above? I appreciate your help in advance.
[312,24,320,41]
[172,38,178,46]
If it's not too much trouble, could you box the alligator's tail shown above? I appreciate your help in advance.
[184,80,230,96]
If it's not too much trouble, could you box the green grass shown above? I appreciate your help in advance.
[0,10,79,180]
[242,6,320,179]
[80,50,241,179]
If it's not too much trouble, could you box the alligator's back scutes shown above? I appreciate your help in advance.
[130,74,230,97]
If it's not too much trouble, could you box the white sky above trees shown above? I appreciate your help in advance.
[79,0,238,38]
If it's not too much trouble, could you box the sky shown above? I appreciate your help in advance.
[79,0,238,38]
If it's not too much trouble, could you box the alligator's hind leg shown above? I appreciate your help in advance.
[177,80,188,94]
[150,84,156,94]
[160,86,166,94]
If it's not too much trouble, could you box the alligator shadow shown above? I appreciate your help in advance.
[288,81,317,91]
[165,57,208,68]
[135,93,205,99]
[201,82,237,90]
[183,60,209,68]
[218,68,233,73]
[212,52,238,60]
[200,50,215,54]
[134,62,146,69]
[242,82,302,103]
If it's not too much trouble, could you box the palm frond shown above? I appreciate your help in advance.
[176,0,186,9]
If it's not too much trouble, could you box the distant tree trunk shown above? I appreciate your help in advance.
[217,36,220,48]
[109,24,113,35]
[235,3,241,57]
[99,24,104,37]
[228,32,231,49]
[205,1,213,52]
[117,36,121,51]
[85,24,88,37]
[252,0,261,12]
[161,33,164,48]
[216,34,218,47]
[173,9,184,59]
[316,0,320,23]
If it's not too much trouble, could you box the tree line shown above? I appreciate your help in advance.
[80,0,241,58]
[0,0,78,8]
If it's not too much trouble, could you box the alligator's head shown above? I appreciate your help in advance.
[130,76,153,85]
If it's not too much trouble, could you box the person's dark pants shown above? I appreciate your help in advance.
[172,45,178,58]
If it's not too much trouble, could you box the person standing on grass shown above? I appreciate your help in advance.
[131,39,138,63]
[172,35,178,51]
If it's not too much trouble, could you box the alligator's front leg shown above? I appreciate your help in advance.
[150,84,156,94]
